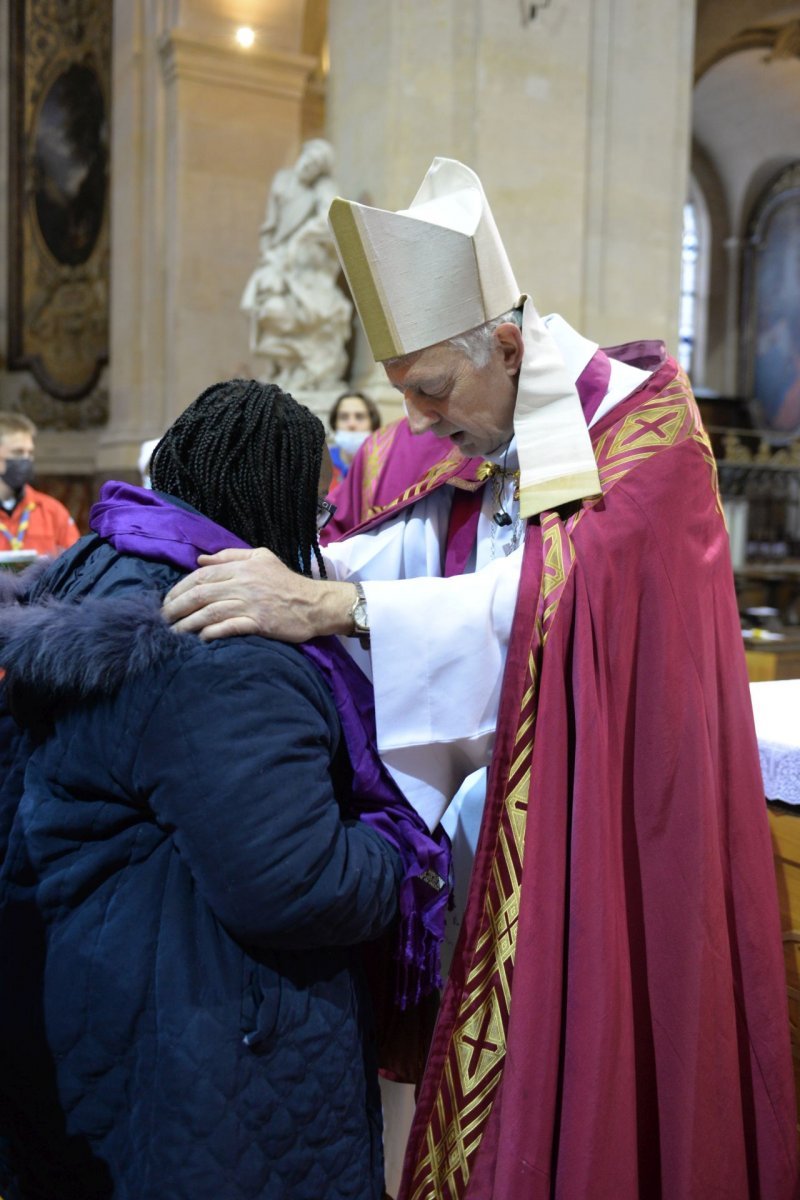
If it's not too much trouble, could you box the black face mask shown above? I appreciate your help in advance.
[2,458,34,493]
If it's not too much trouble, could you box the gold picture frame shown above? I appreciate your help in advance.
[7,0,111,401]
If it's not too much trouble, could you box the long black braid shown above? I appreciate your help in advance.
[150,380,327,578]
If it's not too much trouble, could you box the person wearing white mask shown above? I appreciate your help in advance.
[328,391,381,488]
[163,158,797,1199]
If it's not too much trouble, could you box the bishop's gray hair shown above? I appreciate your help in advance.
[446,306,523,366]
[383,306,522,371]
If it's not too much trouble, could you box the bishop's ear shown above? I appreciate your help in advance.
[493,322,525,375]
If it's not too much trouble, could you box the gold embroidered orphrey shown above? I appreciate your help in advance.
[357,424,474,525]
[407,372,717,1200]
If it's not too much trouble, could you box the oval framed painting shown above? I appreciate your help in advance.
[32,62,109,269]
[742,163,800,439]
[7,0,111,402]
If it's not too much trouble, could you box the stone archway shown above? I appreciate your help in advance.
[695,1,800,80]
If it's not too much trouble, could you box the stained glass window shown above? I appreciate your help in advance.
[679,200,699,376]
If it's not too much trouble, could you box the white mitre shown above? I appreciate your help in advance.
[328,157,600,516]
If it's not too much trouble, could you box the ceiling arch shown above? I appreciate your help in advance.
[693,43,800,232]
[695,2,800,79]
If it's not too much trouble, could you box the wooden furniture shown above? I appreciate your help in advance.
[768,803,800,1130]
[745,634,800,682]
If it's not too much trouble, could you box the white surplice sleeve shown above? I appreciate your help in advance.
[322,486,523,829]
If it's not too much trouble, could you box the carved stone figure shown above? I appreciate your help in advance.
[241,140,352,393]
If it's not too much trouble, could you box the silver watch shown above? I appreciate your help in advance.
[349,582,370,642]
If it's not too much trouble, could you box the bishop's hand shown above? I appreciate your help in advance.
[162,546,357,643]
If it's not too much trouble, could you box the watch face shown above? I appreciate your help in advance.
[354,600,369,633]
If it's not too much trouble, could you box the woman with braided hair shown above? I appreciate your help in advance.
[149,379,328,578]
[0,379,447,1200]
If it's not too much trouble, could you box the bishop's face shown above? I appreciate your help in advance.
[383,322,523,459]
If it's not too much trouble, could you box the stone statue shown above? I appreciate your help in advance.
[241,140,353,393]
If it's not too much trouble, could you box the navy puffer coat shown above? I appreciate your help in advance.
[0,536,402,1200]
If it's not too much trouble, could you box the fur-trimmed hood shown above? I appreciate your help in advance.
[0,550,193,731]
[0,484,252,728]
[0,555,52,605]
[1,591,193,714]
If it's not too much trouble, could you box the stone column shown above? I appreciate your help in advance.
[97,1,169,478]
[99,0,314,477]
[327,0,696,356]
[723,235,743,395]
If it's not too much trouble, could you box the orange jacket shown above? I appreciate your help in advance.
[0,484,79,557]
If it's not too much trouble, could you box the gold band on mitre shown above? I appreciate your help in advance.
[328,158,522,361]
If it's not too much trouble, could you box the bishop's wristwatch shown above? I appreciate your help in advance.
[349,582,370,645]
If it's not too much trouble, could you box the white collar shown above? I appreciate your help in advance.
[542,313,598,380]
[542,312,653,428]
[484,313,654,490]
[514,299,601,517]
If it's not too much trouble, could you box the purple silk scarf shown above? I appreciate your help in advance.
[90,480,450,1007]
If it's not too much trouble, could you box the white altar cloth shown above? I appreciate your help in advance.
[750,680,800,805]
